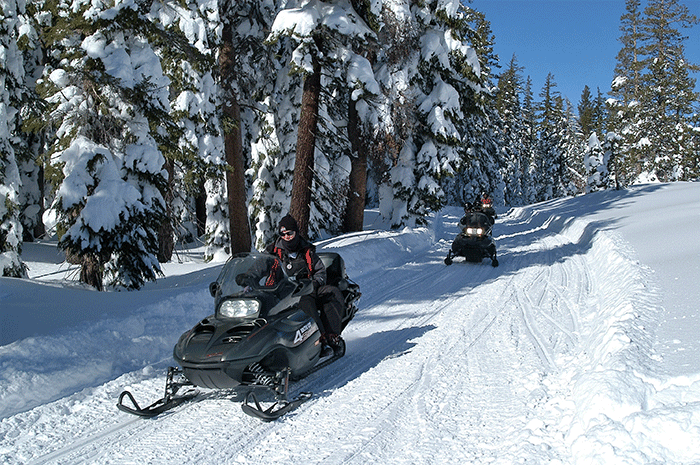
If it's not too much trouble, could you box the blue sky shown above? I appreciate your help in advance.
[473,0,700,106]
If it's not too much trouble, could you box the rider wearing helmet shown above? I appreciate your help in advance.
[264,214,345,355]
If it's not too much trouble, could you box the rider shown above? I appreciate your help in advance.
[264,214,345,355]
[473,193,497,225]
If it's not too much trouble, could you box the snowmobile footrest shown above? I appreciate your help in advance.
[241,391,313,421]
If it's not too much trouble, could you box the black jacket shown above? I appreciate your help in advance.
[264,236,327,287]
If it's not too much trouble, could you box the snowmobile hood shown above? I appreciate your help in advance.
[173,316,268,364]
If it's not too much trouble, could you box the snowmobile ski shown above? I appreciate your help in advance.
[117,366,196,417]
[241,341,345,421]
[116,389,196,417]
[241,390,313,421]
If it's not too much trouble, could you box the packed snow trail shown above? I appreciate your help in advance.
[3,186,699,464]
[1,208,565,463]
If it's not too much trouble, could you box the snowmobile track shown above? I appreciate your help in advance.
[26,416,145,465]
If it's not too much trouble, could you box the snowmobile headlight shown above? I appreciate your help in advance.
[219,299,260,319]
[466,227,484,235]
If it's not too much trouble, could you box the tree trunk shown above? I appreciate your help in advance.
[158,158,175,263]
[195,185,206,237]
[34,163,46,239]
[80,253,103,291]
[220,22,252,254]
[343,99,367,232]
[290,52,322,237]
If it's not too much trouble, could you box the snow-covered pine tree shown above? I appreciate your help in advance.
[562,97,585,196]
[608,0,645,187]
[265,0,376,237]
[534,73,564,201]
[520,76,539,204]
[219,0,285,255]
[613,0,645,105]
[495,54,529,206]
[0,0,27,277]
[249,105,285,250]
[151,0,226,261]
[250,7,302,246]
[593,88,608,136]
[455,7,505,207]
[603,129,624,189]
[684,109,700,180]
[635,0,698,181]
[11,0,46,243]
[209,0,278,251]
[584,132,609,193]
[336,0,383,233]
[359,1,418,225]
[36,0,180,290]
[578,85,596,138]
[373,0,486,227]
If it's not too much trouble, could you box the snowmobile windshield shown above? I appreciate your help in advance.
[216,253,287,297]
[462,212,492,235]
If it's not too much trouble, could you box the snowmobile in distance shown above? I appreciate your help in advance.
[445,206,499,267]
[117,251,360,421]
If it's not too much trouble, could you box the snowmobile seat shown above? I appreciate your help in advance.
[318,252,346,287]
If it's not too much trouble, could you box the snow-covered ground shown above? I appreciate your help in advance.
[1,182,699,464]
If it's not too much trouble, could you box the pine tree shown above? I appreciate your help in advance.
[584,132,608,192]
[593,87,607,135]
[266,0,376,236]
[609,0,645,187]
[603,130,624,189]
[154,0,225,261]
[456,7,505,208]
[521,76,538,204]
[35,0,186,290]
[12,1,46,243]
[362,3,420,226]
[496,54,530,206]
[343,0,381,233]
[534,73,564,201]
[374,1,489,226]
[578,85,596,138]
[636,0,698,181]
[612,0,645,106]
[218,0,276,255]
[0,0,27,277]
[562,98,586,195]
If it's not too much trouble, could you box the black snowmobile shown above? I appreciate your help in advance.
[444,210,499,267]
[117,251,360,421]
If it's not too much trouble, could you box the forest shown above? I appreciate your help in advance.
[1,0,698,289]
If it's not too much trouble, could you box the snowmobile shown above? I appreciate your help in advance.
[444,210,499,267]
[117,251,360,421]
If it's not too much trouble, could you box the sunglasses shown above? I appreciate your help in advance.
[280,230,296,238]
